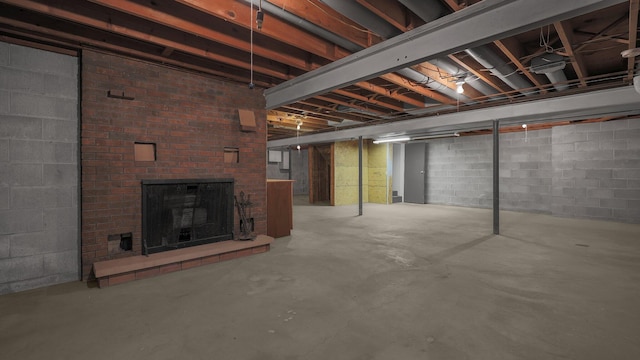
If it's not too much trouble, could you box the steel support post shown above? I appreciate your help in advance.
[493,120,500,235]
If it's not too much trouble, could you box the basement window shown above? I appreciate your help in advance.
[135,142,156,161]
[224,147,239,163]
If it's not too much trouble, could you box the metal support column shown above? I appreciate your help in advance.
[493,120,500,235]
[358,136,363,216]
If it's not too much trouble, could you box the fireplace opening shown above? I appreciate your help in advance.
[142,179,234,254]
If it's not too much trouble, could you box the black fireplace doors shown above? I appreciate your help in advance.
[142,179,234,254]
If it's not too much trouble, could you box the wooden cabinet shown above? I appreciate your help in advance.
[267,180,294,238]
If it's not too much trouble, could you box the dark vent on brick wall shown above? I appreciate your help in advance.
[142,179,234,254]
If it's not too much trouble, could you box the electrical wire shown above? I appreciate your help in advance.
[249,0,254,88]
[539,25,554,53]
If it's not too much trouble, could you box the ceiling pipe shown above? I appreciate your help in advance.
[244,0,362,53]
[395,68,473,102]
[397,0,448,23]
[258,0,439,109]
[318,1,469,104]
[544,71,570,91]
[530,53,570,91]
[432,57,503,98]
[402,0,538,97]
[318,0,400,40]
[465,47,536,96]
[393,0,501,97]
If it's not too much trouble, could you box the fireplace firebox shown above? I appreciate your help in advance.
[142,179,234,254]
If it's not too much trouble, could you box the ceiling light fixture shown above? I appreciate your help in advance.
[248,0,255,89]
[621,48,640,58]
[411,132,460,141]
[456,80,465,94]
[372,137,410,144]
[256,0,264,30]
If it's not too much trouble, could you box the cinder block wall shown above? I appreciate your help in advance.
[426,136,493,207]
[267,161,288,179]
[424,120,640,223]
[291,148,309,195]
[551,120,640,223]
[500,129,553,213]
[0,42,79,294]
[81,50,267,279]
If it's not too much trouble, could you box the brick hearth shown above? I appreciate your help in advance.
[93,235,273,287]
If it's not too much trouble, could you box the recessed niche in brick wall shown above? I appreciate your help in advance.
[134,142,156,161]
[224,147,239,163]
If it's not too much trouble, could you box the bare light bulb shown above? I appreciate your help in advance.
[456,83,464,94]
[256,10,264,30]
[522,124,527,129]
[296,145,301,150]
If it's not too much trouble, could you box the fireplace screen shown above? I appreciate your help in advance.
[142,179,234,254]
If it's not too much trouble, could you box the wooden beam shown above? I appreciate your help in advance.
[86,0,312,71]
[264,0,379,48]
[177,0,352,61]
[333,89,405,112]
[494,38,548,94]
[0,32,77,56]
[178,0,428,111]
[0,16,267,86]
[315,95,389,116]
[298,100,377,121]
[448,54,513,98]
[555,21,589,87]
[354,81,426,108]
[2,0,291,80]
[356,0,420,31]
[442,0,464,12]
[380,73,457,105]
[575,14,629,52]
[412,62,485,101]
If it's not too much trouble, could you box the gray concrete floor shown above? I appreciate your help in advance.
[2,199,640,360]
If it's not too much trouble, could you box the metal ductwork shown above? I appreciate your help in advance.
[465,46,535,97]
[396,68,472,102]
[530,53,569,91]
[432,57,503,98]
[261,0,439,109]
[542,71,569,92]
[319,0,401,40]
[245,0,362,53]
[398,0,448,23]
[402,0,540,97]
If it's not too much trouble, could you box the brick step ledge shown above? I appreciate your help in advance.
[92,234,273,288]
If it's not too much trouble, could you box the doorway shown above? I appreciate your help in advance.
[308,144,333,204]
[404,142,426,204]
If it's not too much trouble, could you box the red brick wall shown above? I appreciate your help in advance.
[81,50,266,279]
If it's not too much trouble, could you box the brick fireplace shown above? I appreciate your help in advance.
[81,50,266,279]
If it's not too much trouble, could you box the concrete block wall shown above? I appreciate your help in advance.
[423,119,640,223]
[81,50,267,279]
[426,136,493,207]
[291,148,309,195]
[551,120,640,223]
[267,162,289,180]
[0,42,79,294]
[500,129,553,213]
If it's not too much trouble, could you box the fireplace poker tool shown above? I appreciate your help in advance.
[234,191,254,240]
